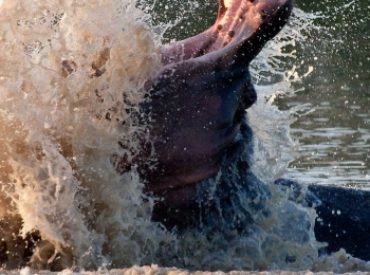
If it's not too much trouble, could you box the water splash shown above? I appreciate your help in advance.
[248,8,321,184]
[0,0,369,273]
[0,0,167,269]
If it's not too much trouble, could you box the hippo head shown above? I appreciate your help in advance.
[132,0,292,211]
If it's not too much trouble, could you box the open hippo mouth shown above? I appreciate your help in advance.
[133,0,292,208]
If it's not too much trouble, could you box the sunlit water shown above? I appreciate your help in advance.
[0,0,369,273]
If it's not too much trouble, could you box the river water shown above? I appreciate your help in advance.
[0,0,369,273]
[281,0,370,187]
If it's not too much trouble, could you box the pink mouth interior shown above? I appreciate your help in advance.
[196,0,291,56]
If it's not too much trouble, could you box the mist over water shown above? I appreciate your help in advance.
[0,0,369,273]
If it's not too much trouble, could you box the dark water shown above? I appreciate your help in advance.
[148,0,370,187]
[280,0,370,186]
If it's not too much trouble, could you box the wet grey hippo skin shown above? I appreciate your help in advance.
[136,0,370,263]
[275,179,370,262]
[140,0,293,204]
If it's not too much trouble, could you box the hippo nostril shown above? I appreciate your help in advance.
[228,30,235,38]
[217,24,223,31]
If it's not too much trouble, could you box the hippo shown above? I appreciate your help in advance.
[139,0,293,208]
[128,0,370,263]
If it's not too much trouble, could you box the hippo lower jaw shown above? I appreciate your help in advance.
[140,0,292,205]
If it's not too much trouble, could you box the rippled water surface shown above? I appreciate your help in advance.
[280,0,370,186]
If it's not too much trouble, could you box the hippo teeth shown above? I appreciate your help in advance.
[223,0,233,8]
